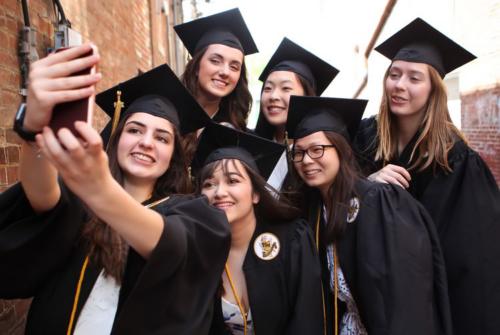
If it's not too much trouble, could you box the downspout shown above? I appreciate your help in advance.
[19,0,39,97]
[353,0,397,98]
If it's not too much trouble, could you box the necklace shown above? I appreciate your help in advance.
[224,263,248,335]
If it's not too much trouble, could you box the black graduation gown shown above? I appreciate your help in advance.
[0,182,231,334]
[354,116,500,335]
[209,218,324,335]
[305,179,452,335]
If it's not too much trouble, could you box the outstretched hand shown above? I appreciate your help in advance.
[24,44,101,131]
[368,164,412,189]
[35,121,113,201]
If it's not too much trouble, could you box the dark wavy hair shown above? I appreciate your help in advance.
[196,158,300,222]
[293,131,360,243]
[82,113,190,282]
[255,72,316,141]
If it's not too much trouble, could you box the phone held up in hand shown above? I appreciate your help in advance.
[49,45,98,136]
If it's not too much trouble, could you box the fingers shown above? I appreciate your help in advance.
[41,43,97,67]
[48,84,97,105]
[37,127,69,170]
[386,164,412,181]
[74,121,103,155]
[25,43,101,130]
[370,164,411,189]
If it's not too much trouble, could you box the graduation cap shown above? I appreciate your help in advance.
[259,37,339,95]
[286,96,368,141]
[191,122,286,180]
[375,18,476,78]
[174,8,258,56]
[95,64,210,142]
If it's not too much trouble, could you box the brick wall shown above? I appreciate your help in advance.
[0,0,180,333]
[461,85,500,186]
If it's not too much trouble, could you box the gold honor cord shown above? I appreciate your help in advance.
[66,196,169,334]
[315,207,339,335]
[66,256,89,335]
[224,264,248,335]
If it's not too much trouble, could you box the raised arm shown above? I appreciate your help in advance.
[19,44,101,212]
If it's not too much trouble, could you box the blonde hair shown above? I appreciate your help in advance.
[375,64,467,172]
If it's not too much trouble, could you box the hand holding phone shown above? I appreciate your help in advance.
[49,44,98,136]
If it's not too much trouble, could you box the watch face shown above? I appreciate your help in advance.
[15,103,26,121]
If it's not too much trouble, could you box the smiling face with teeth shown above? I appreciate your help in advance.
[201,159,259,226]
[293,131,340,198]
[117,112,175,187]
[385,60,432,120]
[196,44,244,102]
[261,71,306,129]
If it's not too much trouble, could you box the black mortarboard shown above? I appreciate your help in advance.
[96,64,210,142]
[191,123,286,180]
[174,8,258,56]
[375,18,476,78]
[286,96,368,141]
[259,37,339,95]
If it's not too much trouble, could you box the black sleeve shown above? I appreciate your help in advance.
[0,182,85,298]
[355,183,452,335]
[111,195,231,335]
[419,145,500,335]
[285,219,324,335]
[353,116,380,176]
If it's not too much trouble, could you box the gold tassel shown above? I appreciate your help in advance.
[111,90,124,136]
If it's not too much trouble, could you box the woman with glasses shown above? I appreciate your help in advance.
[287,96,452,335]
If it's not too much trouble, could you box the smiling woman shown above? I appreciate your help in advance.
[117,113,176,186]
[354,18,500,335]
[254,37,339,144]
[0,48,230,334]
[175,8,258,131]
[287,95,453,335]
[191,123,324,335]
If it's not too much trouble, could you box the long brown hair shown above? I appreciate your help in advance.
[375,64,466,172]
[181,46,252,162]
[196,158,300,222]
[255,72,316,140]
[82,113,190,282]
[181,45,252,130]
[294,131,360,244]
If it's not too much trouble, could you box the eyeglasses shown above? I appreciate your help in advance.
[290,144,335,163]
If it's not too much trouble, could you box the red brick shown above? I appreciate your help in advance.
[0,51,18,68]
[6,145,20,164]
[0,128,5,145]
[1,90,20,110]
[0,167,6,185]
[0,30,8,48]
[5,16,18,32]
[2,0,19,16]
[6,129,22,145]
[0,109,16,128]
[0,147,6,165]
[6,166,18,184]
